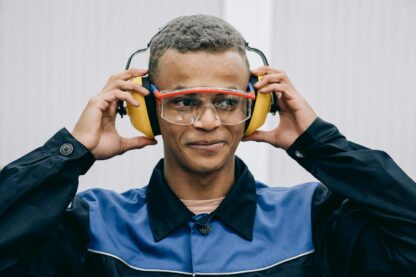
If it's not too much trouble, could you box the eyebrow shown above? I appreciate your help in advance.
[173,85,186,90]
[172,85,241,90]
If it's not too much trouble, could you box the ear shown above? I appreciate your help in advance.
[126,76,160,138]
[244,75,272,136]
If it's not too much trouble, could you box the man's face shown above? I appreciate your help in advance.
[154,49,249,174]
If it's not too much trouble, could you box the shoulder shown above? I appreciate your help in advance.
[254,181,321,229]
[77,187,147,210]
[254,181,322,226]
[248,181,321,265]
[255,181,320,205]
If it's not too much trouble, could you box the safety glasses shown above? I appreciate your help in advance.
[152,83,256,126]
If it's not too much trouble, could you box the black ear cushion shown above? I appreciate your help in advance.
[244,75,259,131]
[142,77,161,136]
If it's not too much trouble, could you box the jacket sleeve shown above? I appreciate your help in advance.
[286,118,416,275]
[0,128,95,275]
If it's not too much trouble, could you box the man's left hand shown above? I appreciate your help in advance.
[242,66,317,150]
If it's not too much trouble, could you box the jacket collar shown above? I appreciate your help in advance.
[146,157,257,242]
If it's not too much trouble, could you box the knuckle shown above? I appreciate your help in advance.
[261,65,269,72]
[115,79,125,88]
[123,81,134,91]
[132,83,141,91]
[265,74,279,84]
[89,95,100,105]
[114,89,123,96]
[109,74,117,81]
[260,75,269,86]
[269,84,277,91]
[121,91,131,100]
[276,83,286,91]
[124,90,133,98]
[128,67,137,75]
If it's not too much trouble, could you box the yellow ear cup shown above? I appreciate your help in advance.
[126,77,155,138]
[244,76,272,136]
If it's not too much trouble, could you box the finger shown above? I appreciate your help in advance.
[109,68,148,82]
[251,66,282,76]
[258,83,288,94]
[102,90,139,107]
[242,130,278,146]
[260,83,301,105]
[254,73,286,89]
[105,79,149,95]
[105,101,117,117]
[259,83,297,105]
[120,136,158,153]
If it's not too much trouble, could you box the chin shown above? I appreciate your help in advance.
[181,151,233,175]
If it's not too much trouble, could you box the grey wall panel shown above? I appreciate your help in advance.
[1,0,414,192]
[0,0,224,192]
[267,0,416,184]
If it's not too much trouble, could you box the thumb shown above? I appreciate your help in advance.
[242,130,277,146]
[120,136,158,153]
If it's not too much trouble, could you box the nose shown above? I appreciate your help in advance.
[192,105,221,130]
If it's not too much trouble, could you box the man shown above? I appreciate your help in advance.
[0,14,415,276]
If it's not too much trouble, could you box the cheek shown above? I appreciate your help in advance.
[157,113,186,148]
[228,125,245,144]
[156,105,170,137]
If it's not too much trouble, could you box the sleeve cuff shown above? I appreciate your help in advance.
[286,117,341,161]
[43,128,95,175]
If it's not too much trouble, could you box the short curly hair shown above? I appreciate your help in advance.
[148,14,249,78]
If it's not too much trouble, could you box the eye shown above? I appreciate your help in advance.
[169,96,200,108]
[214,96,240,110]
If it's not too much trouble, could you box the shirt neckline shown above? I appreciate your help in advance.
[180,197,225,215]
[146,156,257,242]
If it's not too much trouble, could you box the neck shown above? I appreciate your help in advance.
[163,157,235,200]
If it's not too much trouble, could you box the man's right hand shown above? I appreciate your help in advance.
[72,68,157,160]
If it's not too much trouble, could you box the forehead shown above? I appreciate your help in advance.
[154,49,249,91]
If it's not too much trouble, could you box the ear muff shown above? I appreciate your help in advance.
[244,75,272,136]
[126,76,160,138]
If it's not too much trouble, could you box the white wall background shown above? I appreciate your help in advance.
[1,0,415,192]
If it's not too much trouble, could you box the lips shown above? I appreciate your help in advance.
[187,140,226,152]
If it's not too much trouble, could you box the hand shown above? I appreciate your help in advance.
[242,66,317,150]
[72,68,157,160]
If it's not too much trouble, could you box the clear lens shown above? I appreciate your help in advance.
[160,93,252,125]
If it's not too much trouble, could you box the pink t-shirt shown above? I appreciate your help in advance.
[180,197,225,215]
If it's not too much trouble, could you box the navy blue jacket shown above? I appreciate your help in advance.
[0,118,415,276]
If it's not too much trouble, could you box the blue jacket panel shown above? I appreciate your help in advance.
[78,181,318,274]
